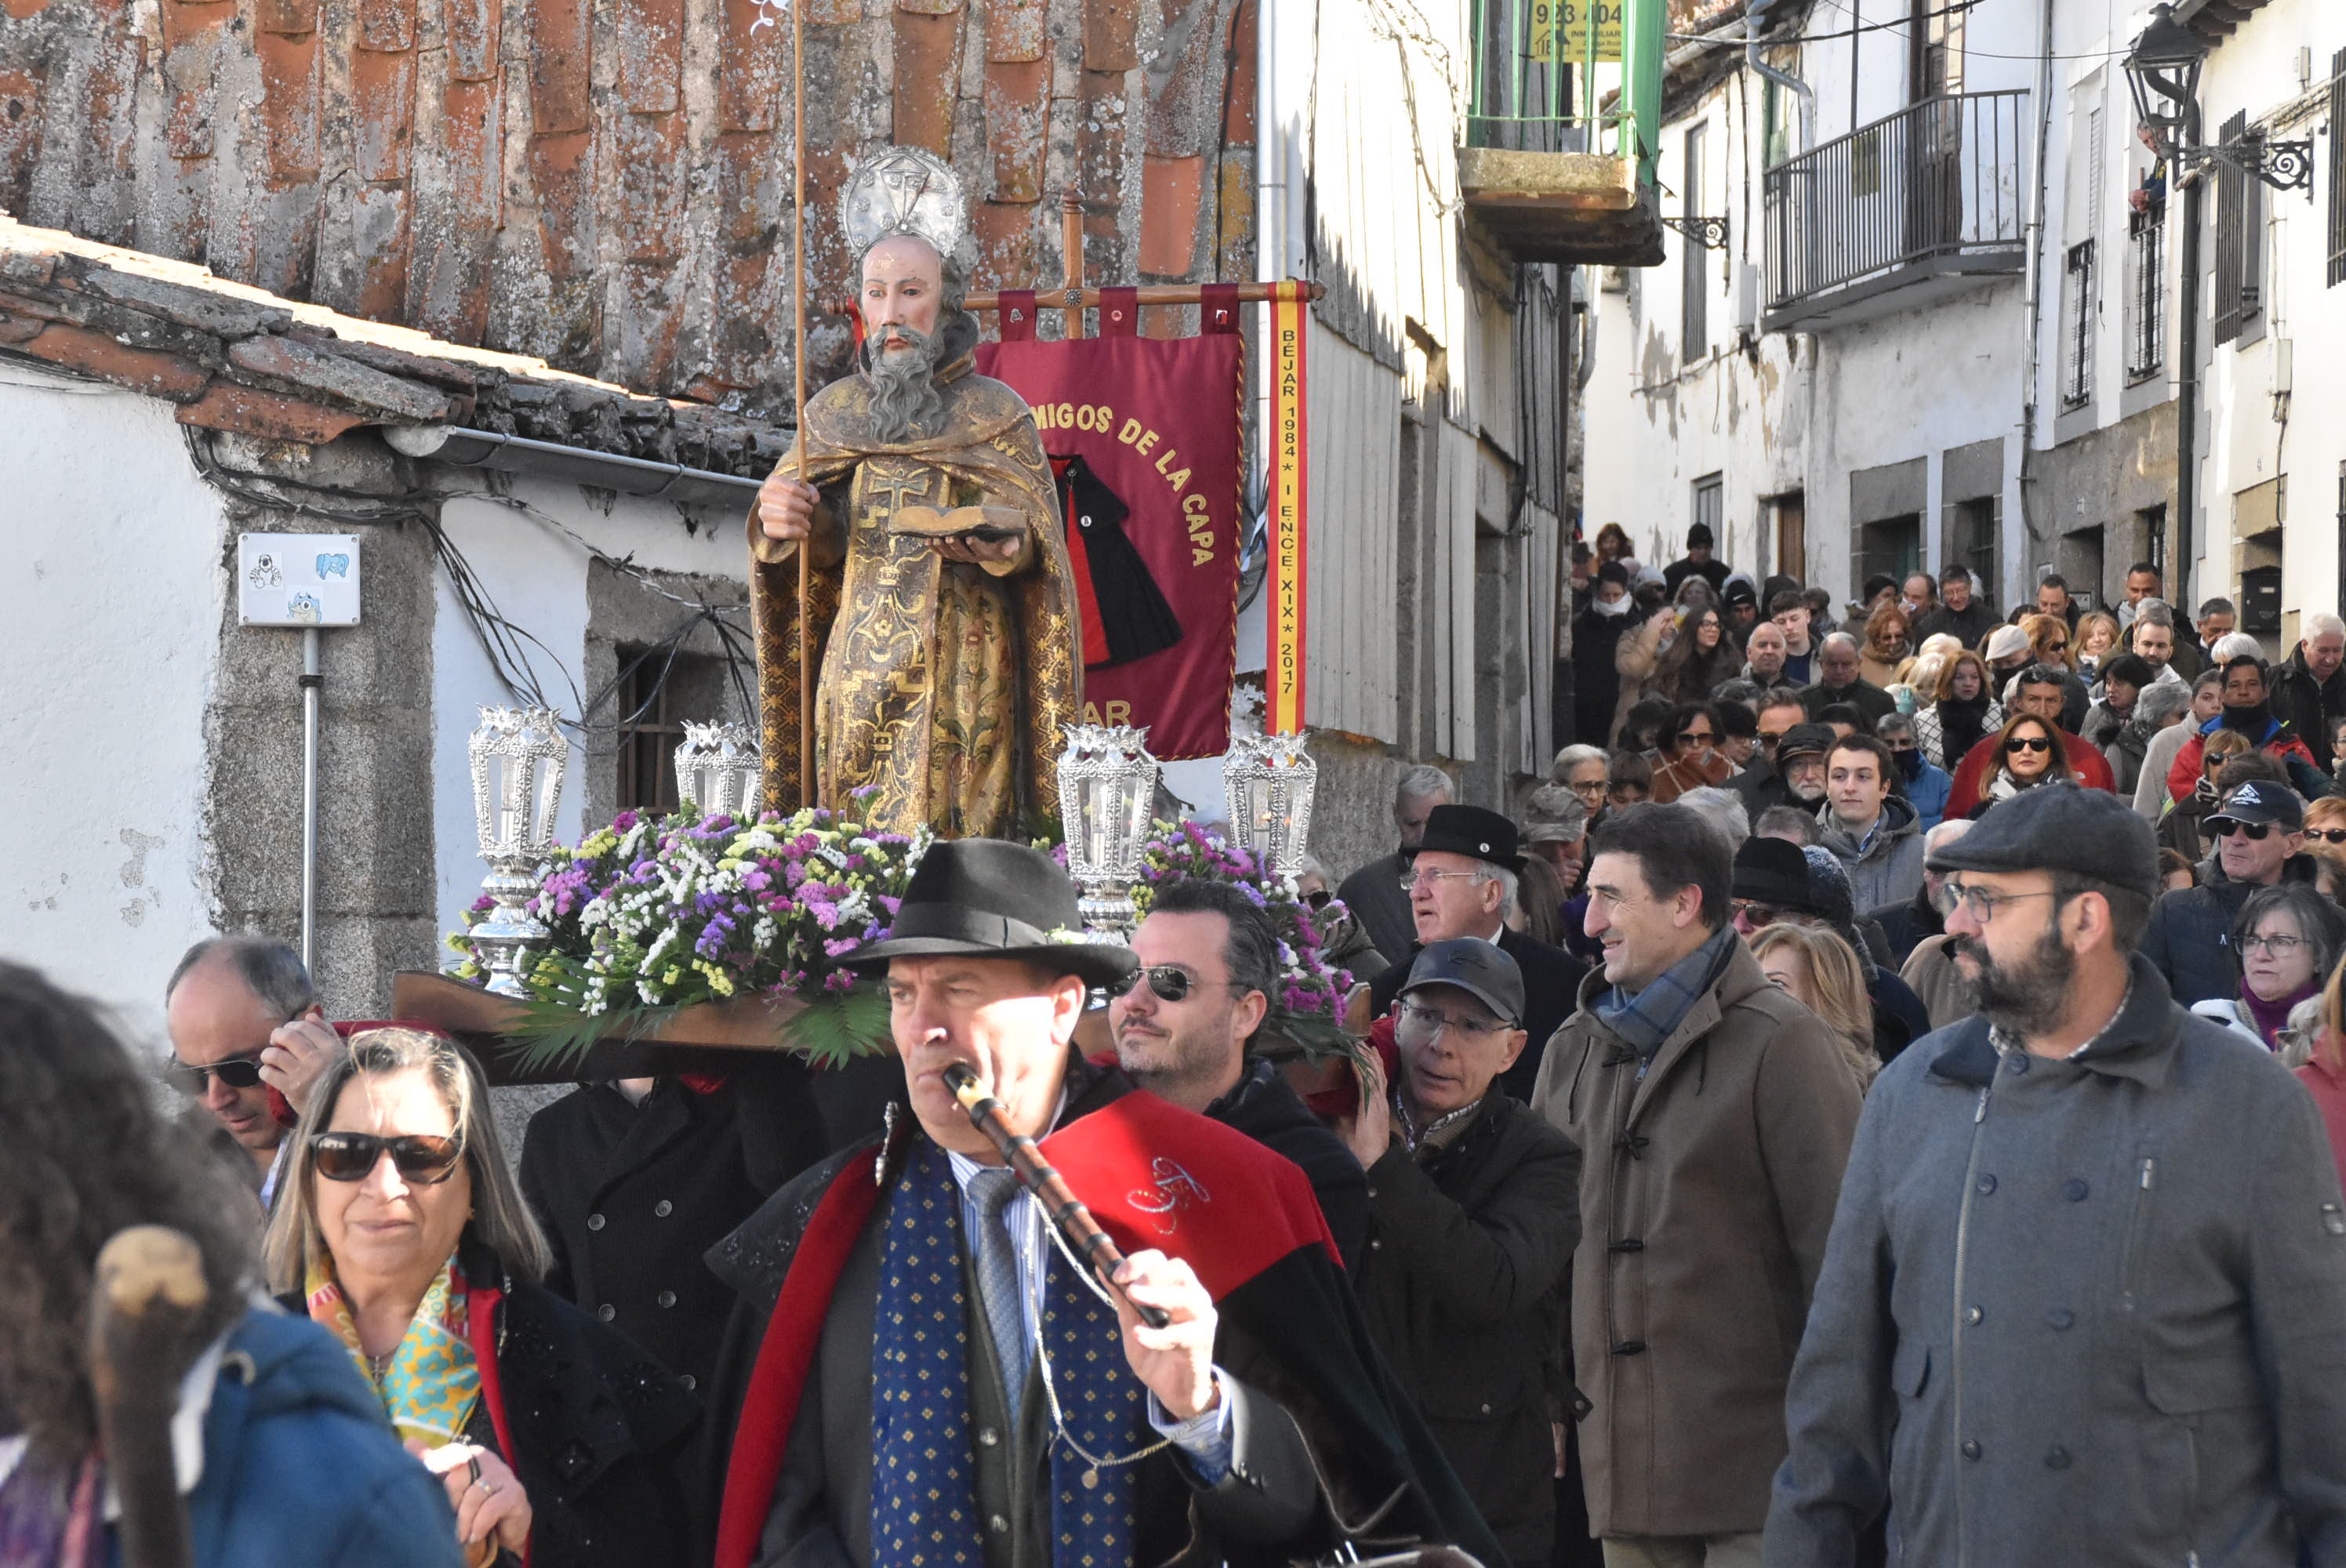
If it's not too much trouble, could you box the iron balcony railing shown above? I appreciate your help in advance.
[1762,90,2029,317]
[1467,0,1663,189]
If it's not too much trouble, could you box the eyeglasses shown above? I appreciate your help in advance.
[1945,882,2062,923]
[1303,888,1334,909]
[1676,730,1716,745]
[1109,964,1242,1004]
[1394,1000,1512,1043]
[1733,898,1789,927]
[1400,867,1486,893]
[310,1132,466,1185]
[2309,829,2346,845]
[2238,933,2308,957]
[2210,818,2274,841]
[165,1052,267,1094]
[2004,736,2054,754]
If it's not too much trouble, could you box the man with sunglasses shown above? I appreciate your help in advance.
[1366,805,1589,1102]
[1110,878,1367,1267]
[163,935,338,1207]
[2139,779,2322,1007]
[1768,783,2346,1568]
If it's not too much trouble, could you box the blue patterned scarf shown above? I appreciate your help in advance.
[1595,924,1738,1072]
[870,1135,1150,1566]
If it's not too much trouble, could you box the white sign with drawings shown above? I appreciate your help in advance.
[238,533,362,626]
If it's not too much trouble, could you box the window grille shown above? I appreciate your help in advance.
[2126,200,2166,381]
[2061,240,2095,409]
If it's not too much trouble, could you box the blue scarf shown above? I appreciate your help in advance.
[870,1135,1149,1566]
[1595,925,1738,1072]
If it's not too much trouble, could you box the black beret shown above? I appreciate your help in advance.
[1924,781,2159,899]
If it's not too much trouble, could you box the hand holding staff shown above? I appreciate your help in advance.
[88,1226,208,1568]
[939,1062,1171,1329]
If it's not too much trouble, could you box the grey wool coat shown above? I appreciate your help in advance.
[1766,954,2346,1568]
[1532,939,1864,1539]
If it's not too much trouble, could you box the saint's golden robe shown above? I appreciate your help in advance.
[746,357,1083,838]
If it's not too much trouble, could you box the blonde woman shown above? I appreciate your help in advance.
[2074,610,2122,683]
[1749,923,1878,1088]
[266,1029,697,1568]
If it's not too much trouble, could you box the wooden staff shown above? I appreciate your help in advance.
[791,0,814,805]
[87,1226,209,1568]
[940,1062,1170,1327]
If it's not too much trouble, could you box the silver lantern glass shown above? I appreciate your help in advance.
[467,706,570,996]
[1223,728,1317,883]
[674,720,764,821]
[1055,723,1160,937]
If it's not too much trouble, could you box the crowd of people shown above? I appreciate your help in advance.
[9,528,2346,1568]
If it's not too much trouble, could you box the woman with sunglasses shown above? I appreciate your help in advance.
[264,1029,697,1568]
[2190,884,2346,1050]
[1964,713,2072,818]
[2304,796,2346,873]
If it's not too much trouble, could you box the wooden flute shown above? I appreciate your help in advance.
[941,1062,1171,1329]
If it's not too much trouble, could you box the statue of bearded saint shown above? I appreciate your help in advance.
[749,224,1083,839]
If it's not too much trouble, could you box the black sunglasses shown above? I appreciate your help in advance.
[165,1052,267,1095]
[1676,729,1716,745]
[1303,889,1334,909]
[1109,965,1240,1004]
[2210,818,2274,841]
[2004,736,2054,754]
[2310,828,2346,845]
[310,1132,466,1185]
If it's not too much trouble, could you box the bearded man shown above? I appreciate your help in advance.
[750,148,1081,837]
[1767,784,2346,1568]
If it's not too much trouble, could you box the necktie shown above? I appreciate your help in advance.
[968,1167,1031,1428]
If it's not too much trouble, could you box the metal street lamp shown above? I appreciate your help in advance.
[1056,723,1160,938]
[1224,729,1318,883]
[674,720,764,821]
[2123,3,2310,197]
[467,706,569,996]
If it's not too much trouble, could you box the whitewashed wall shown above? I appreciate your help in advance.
[427,481,746,950]
[0,364,227,1045]
[2192,0,2343,637]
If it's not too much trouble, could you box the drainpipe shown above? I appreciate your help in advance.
[1745,36,1814,153]
[382,426,765,509]
[2014,0,2056,600]
[2174,155,2205,610]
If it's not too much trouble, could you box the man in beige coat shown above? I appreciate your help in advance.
[1534,803,1863,1568]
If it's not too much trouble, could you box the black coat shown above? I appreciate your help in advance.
[276,1254,699,1568]
[518,1063,826,1397]
[1799,678,1898,728]
[1909,600,1998,652]
[1369,927,1590,1102]
[1354,1092,1579,1566]
[1573,606,1636,747]
[1337,850,1419,972]
[1866,886,1945,968]
[1208,1055,1369,1269]
[2273,647,2346,771]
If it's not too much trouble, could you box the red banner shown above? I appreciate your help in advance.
[976,326,1244,759]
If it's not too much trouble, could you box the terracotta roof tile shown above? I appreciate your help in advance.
[350,45,416,183]
[0,67,44,212]
[173,380,367,441]
[1221,0,1255,141]
[349,182,412,320]
[1137,150,1200,276]
[891,8,963,154]
[1075,68,1129,239]
[618,111,688,262]
[529,0,593,135]
[529,129,594,281]
[158,0,234,161]
[617,0,684,112]
[1082,0,1137,71]
[971,196,1034,289]
[8,317,210,397]
[444,0,498,79]
[717,0,787,132]
[982,56,1049,204]
[356,0,413,53]
[255,32,322,176]
[984,0,1044,62]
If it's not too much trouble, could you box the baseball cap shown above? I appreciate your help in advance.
[2208,779,2304,833]
[1400,938,1526,1027]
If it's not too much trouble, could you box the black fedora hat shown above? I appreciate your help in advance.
[839,839,1138,989]
[1407,804,1526,873]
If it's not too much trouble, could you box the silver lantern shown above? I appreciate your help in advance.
[1223,728,1317,883]
[1055,723,1160,937]
[674,720,764,821]
[467,706,570,996]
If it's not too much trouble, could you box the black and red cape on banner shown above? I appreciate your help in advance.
[701,1066,1504,1568]
[974,285,1244,760]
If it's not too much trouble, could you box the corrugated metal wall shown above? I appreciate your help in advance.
[1303,324,1404,742]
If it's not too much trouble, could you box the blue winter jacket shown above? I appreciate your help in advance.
[110,1305,463,1568]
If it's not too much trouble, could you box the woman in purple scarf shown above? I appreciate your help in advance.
[2192,884,2346,1049]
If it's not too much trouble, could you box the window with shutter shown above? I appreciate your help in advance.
[2061,241,2096,409]
[2329,50,2346,288]
[2213,111,2263,344]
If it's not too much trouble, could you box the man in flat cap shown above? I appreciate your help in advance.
[1767,783,2346,1566]
[698,838,1499,1568]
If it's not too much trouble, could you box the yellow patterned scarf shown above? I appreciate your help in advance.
[306,1251,481,1447]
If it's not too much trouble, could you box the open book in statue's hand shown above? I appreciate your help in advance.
[888,505,1028,573]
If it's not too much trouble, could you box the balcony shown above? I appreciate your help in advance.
[1762,91,2029,332]
[1460,0,1665,267]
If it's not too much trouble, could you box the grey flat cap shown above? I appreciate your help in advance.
[1923,781,2159,899]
